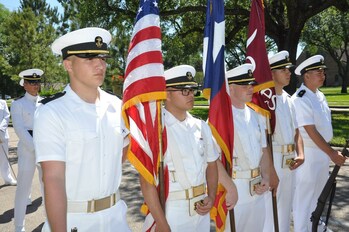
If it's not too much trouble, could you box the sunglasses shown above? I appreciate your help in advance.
[167,88,198,96]
[25,81,41,86]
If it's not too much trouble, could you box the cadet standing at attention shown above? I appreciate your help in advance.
[263,51,304,232]
[291,55,346,231]
[11,69,44,232]
[33,27,131,232]
[139,65,218,232]
[222,62,272,232]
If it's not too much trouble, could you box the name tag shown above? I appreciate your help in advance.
[282,154,295,169]
[249,176,262,196]
[189,194,206,216]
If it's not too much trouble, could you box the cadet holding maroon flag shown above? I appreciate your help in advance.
[263,51,305,232]
[291,55,347,231]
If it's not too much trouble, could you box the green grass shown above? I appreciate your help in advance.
[331,112,349,147]
[194,96,209,105]
[320,87,349,107]
[190,108,348,147]
[195,87,349,107]
[190,108,209,121]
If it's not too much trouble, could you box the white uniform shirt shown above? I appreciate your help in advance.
[11,92,42,152]
[163,109,218,192]
[291,83,333,145]
[34,85,128,201]
[273,90,296,145]
[0,99,10,141]
[232,105,267,171]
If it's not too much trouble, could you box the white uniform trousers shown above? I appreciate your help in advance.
[14,146,43,232]
[166,199,210,232]
[224,194,265,232]
[263,151,294,232]
[0,141,16,183]
[293,146,329,232]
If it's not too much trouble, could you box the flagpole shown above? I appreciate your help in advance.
[266,116,279,232]
[225,162,236,232]
[157,100,166,211]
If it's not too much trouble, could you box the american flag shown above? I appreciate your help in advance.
[202,0,234,231]
[246,0,276,132]
[122,0,168,231]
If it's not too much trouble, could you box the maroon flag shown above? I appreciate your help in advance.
[246,0,276,132]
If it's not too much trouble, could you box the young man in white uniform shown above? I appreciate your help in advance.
[33,27,131,232]
[291,55,346,231]
[11,69,44,232]
[139,65,218,232]
[263,51,304,232]
[0,99,17,185]
[223,63,271,232]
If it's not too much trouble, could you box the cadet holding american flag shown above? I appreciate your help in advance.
[139,65,219,232]
[122,0,218,231]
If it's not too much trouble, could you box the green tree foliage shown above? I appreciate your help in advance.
[0,4,14,99]
[2,0,348,96]
[302,7,349,93]
[58,0,349,94]
[1,0,67,97]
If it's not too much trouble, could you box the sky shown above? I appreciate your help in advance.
[0,0,63,13]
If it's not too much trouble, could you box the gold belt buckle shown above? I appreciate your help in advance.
[251,168,260,178]
[287,144,295,153]
[193,184,205,197]
[87,194,116,213]
[87,199,96,213]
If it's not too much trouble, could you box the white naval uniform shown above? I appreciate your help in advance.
[0,99,16,183]
[34,85,131,232]
[11,92,43,231]
[225,105,267,232]
[163,109,219,232]
[291,83,332,232]
[263,90,296,232]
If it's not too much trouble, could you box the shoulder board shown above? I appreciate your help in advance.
[297,90,306,97]
[105,90,122,99]
[192,115,203,121]
[105,90,116,96]
[14,95,24,100]
[246,104,254,111]
[40,91,66,104]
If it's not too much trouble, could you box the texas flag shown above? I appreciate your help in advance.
[202,0,234,231]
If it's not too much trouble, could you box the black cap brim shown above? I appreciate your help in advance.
[74,53,111,59]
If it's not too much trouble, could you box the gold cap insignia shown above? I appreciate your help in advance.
[286,55,290,62]
[186,71,193,80]
[95,36,103,48]
[320,58,324,64]
[248,69,253,77]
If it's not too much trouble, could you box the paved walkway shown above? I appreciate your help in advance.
[1,127,349,231]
